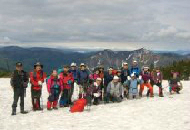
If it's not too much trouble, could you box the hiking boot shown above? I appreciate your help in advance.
[53,107,58,110]
[139,92,142,97]
[21,111,28,114]
[11,109,16,116]
[159,93,164,97]
[37,107,43,111]
[47,108,52,111]
[146,90,150,97]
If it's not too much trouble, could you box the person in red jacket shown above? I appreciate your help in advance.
[47,69,63,110]
[59,65,74,107]
[30,62,46,111]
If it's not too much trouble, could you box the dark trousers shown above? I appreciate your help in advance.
[12,88,25,111]
[106,93,122,103]
[31,89,42,109]
[60,89,70,106]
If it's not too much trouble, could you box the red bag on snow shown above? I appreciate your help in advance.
[70,98,87,113]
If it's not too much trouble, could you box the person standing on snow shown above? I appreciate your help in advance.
[78,63,90,98]
[121,62,130,83]
[11,62,29,115]
[46,69,63,110]
[106,76,123,103]
[121,62,131,98]
[69,63,79,101]
[139,66,154,97]
[130,60,140,77]
[59,65,74,107]
[70,63,79,83]
[151,67,164,97]
[30,62,46,111]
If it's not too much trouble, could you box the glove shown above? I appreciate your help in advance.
[93,93,101,97]
[38,81,42,86]
[139,76,142,80]
[67,80,72,84]
[127,76,131,80]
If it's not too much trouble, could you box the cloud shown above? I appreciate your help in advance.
[0,0,189,50]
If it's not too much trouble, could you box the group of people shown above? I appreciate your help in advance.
[10,60,183,115]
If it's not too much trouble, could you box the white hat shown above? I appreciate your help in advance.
[71,62,76,67]
[133,60,137,63]
[143,66,149,69]
[113,76,119,80]
[123,62,128,65]
[131,73,135,77]
[80,63,85,66]
[108,67,113,71]
[96,78,102,81]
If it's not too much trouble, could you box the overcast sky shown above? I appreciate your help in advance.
[0,0,190,51]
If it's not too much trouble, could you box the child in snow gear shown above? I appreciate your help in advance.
[11,62,29,115]
[106,76,123,103]
[59,65,74,107]
[151,67,164,97]
[121,62,130,98]
[30,62,46,111]
[78,63,90,99]
[86,78,102,106]
[130,60,140,77]
[124,73,142,99]
[169,72,182,94]
[139,66,154,97]
[47,70,63,110]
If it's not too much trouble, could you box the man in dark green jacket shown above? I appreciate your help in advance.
[11,62,29,115]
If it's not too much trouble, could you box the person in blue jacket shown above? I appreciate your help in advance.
[70,62,79,83]
[124,73,143,99]
[130,60,140,77]
[78,63,90,98]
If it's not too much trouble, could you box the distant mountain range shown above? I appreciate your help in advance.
[0,46,189,74]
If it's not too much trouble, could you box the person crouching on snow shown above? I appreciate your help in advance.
[169,72,182,94]
[139,66,154,97]
[86,78,102,105]
[151,67,164,97]
[124,73,142,99]
[47,69,63,110]
[106,76,123,103]
[59,65,74,107]
[30,62,46,111]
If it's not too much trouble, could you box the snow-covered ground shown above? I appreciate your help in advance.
[0,78,190,130]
